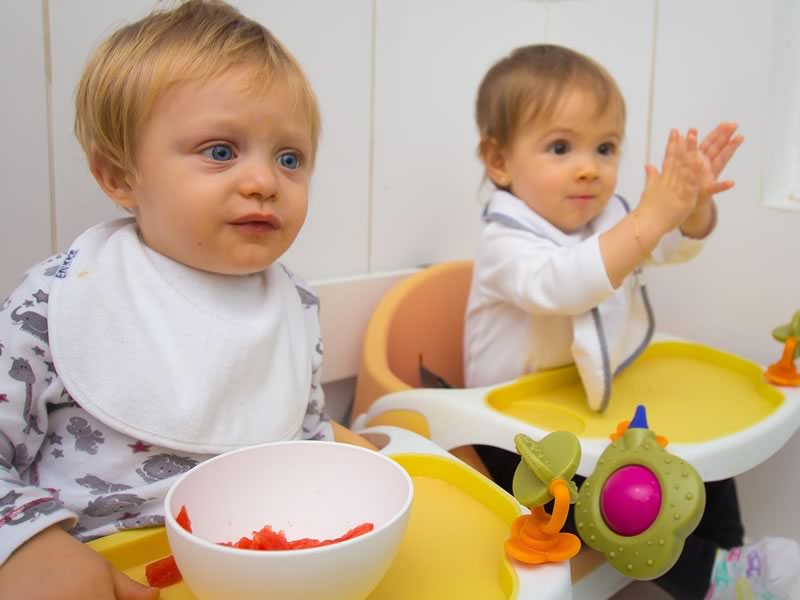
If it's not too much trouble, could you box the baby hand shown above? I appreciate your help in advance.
[638,128,703,236]
[698,122,744,204]
[678,122,743,238]
[0,525,159,599]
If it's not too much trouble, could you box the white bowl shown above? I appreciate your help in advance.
[164,441,413,600]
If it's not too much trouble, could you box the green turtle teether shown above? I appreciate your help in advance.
[505,431,583,565]
[512,431,580,508]
[575,405,705,580]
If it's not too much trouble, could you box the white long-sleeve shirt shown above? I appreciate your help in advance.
[464,190,705,395]
[0,242,332,566]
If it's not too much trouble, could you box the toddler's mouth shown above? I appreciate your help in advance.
[231,214,281,231]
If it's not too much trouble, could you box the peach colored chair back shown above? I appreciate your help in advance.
[353,261,473,420]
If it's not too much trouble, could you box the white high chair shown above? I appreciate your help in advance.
[351,261,629,597]
[350,261,800,598]
[351,261,800,481]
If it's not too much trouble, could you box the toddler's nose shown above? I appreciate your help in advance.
[239,159,279,201]
[575,155,599,180]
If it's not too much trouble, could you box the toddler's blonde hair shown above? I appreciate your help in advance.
[476,44,626,152]
[75,0,321,177]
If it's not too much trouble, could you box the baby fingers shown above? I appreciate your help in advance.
[662,129,681,173]
[710,134,744,175]
[699,122,738,155]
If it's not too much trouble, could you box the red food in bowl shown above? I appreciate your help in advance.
[145,506,373,588]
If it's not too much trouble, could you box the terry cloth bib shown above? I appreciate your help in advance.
[484,194,653,412]
[49,219,311,454]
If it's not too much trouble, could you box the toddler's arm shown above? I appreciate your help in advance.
[476,230,615,316]
[0,261,78,563]
[292,274,376,450]
[0,260,157,598]
[600,128,704,288]
[291,272,336,443]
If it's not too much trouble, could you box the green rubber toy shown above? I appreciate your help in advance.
[575,406,705,580]
[773,310,800,360]
[512,431,580,508]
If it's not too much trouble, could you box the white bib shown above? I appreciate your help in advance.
[49,219,311,454]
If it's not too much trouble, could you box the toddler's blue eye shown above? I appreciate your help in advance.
[548,141,570,155]
[203,144,234,161]
[278,152,301,170]
[598,143,616,156]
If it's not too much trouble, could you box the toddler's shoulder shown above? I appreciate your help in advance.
[276,263,320,313]
[2,252,68,304]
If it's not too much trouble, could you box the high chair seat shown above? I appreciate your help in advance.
[353,260,472,420]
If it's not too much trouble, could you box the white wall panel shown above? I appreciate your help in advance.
[48,1,156,253]
[236,0,372,279]
[647,0,795,365]
[648,0,800,543]
[370,0,549,271]
[762,0,800,211]
[48,0,372,281]
[0,2,53,296]
[546,0,656,211]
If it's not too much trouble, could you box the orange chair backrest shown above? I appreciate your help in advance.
[353,261,473,419]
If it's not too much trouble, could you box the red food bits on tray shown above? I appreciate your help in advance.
[145,554,182,588]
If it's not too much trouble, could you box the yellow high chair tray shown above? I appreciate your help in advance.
[359,339,800,481]
[88,428,572,600]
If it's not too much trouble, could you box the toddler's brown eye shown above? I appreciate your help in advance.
[598,143,616,156]
[548,141,570,155]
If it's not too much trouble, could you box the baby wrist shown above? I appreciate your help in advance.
[630,210,661,257]
[681,200,717,239]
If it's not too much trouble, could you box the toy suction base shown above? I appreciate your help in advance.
[505,514,581,564]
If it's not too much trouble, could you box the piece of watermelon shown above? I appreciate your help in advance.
[176,504,192,533]
[144,555,182,588]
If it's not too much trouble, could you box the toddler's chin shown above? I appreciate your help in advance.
[181,257,275,276]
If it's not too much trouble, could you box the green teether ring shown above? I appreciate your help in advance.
[512,431,580,508]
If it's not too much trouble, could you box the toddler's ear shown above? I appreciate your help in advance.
[479,138,510,188]
[89,149,136,210]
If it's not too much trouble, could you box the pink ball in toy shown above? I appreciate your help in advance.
[600,465,662,536]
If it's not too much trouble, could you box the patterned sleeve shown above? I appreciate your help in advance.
[0,255,79,566]
[282,266,334,442]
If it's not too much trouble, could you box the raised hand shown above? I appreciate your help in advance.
[599,129,703,287]
[697,122,744,204]
[638,128,704,236]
